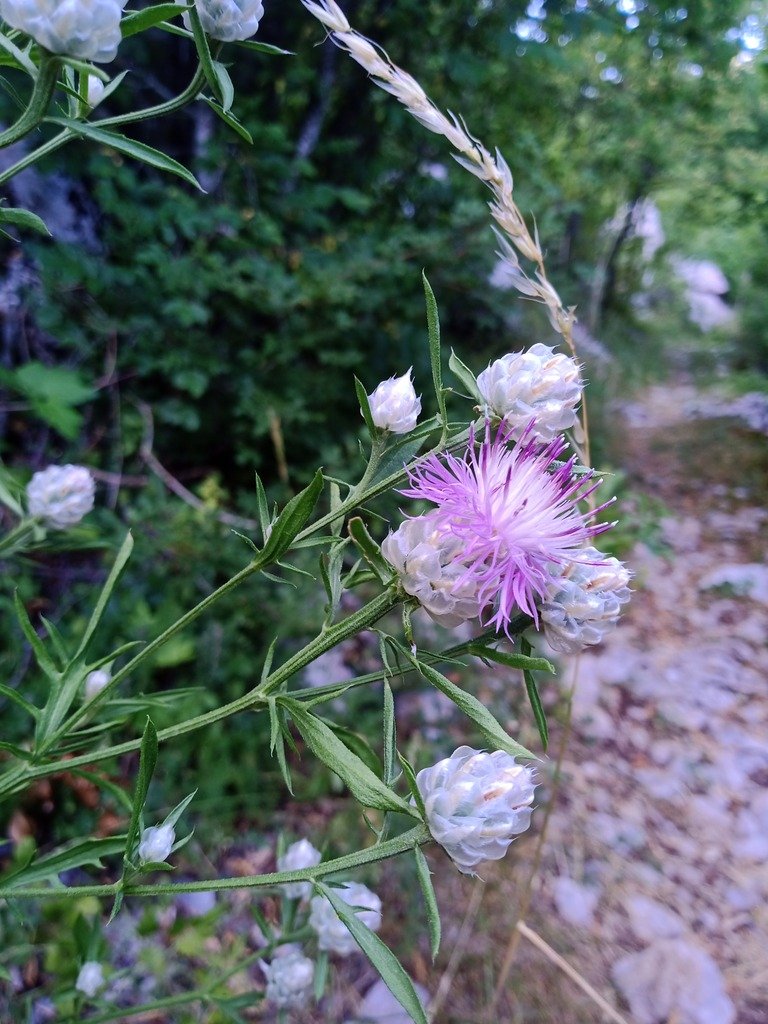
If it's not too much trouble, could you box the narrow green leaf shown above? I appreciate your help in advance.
[60,57,109,81]
[38,615,69,667]
[162,789,197,830]
[186,5,224,104]
[313,950,329,1001]
[448,349,482,401]
[355,375,377,437]
[348,517,390,581]
[382,681,396,786]
[46,117,204,190]
[0,683,38,719]
[231,38,293,56]
[0,30,37,76]
[0,836,125,890]
[521,636,549,751]
[254,471,270,542]
[260,470,323,563]
[121,2,188,37]
[75,532,134,660]
[261,638,278,684]
[211,60,234,112]
[0,206,50,235]
[201,96,253,143]
[316,882,428,1024]
[124,719,158,866]
[403,649,536,761]
[14,591,57,680]
[413,846,441,961]
[286,701,417,817]
[422,272,447,430]
[397,753,426,821]
[329,721,383,778]
[468,643,555,675]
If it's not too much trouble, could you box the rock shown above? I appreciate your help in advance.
[699,564,768,605]
[553,877,600,928]
[612,939,735,1024]
[354,978,430,1024]
[625,895,685,943]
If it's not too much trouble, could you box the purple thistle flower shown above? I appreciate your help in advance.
[401,423,613,634]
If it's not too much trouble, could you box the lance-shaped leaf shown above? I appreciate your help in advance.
[422,272,447,432]
[121,2,188,37]
[285,700,417,817]
[260,470,323,563]
[0,206,50,236]
[402,647,536,761]
[468,643,555,675]
[448,349,482,402]
[124,718,159,868]
[315,881,428,1024]
[0,836,126,890]
[75,531,134,660]
[413,846,441,961]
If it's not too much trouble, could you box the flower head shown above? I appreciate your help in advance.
[278,838,321,900]
[75,961,104,998]
[477,344,582,442]
[262,950,314,1009]
[0,0,126,62]
[26,464,95,529]
[381,513,484,628]
[138,823,175,864]
[309,882,381,956]
[367,368,421,434]
[401,424,611,634]
[416,745,536,874]
[84,668,110,701]
[541,546,631,653]
[181,0,264,42]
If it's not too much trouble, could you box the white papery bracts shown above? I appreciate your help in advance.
[26,464,95,529]
[541,546,631,654]
[367,368,421,434]
[381,513,482,628]
[75,961,104,998]
[182,0,264,42]
[138,823,175,864]
[262,950,314,1009]
[278,838,321,900]
[309,882,382,956]
[416,745,536,875]
[0,0,126,62]
[476,343,582,442]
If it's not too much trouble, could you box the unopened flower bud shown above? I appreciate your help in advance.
[416,745,537,874]
[367,368,421,434]
[309,882,381,955]
[75,961,104,998]
[84,668,110,701]
[87,75,106,107]
[26,465,95,530]
[138,823,175,864]
[477,344,582,441]
[541,547,631,654]
[278,838,321,900]
[262,950,314,1009]
[0,0,126,62]
[181,0,264,42]
[381,513,482,628]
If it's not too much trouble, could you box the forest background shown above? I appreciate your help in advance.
[0,0,766,1017]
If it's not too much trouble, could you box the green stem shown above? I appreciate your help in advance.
[69,991,207,1024]
[0,128,73,186]
[97,65,207,129]
[0,824,430,900]
[6,588,400,794]
[0,53,60,148]
[0,518,38,558]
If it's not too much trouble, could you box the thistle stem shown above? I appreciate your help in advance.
[0,53,60,148]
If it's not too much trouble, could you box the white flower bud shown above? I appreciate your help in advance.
[278,838,321,900]
[86,75,105,107]
[138,823,175,864]
[262,950,314,1009]
[367,368,421,434]
[541,547,632,654]
[181,0,264,42]
[26,465,95,530]
[309,882,382,956]
[416,745,537,875]
[476,344,583,441]
[0,0,126,63]
[381,513,482,628]
[75,961,104,998]
[84,668,110,701]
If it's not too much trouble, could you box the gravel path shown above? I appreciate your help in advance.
[537,385,768,1024]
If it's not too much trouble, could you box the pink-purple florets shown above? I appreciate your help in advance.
[401,424,613,633]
